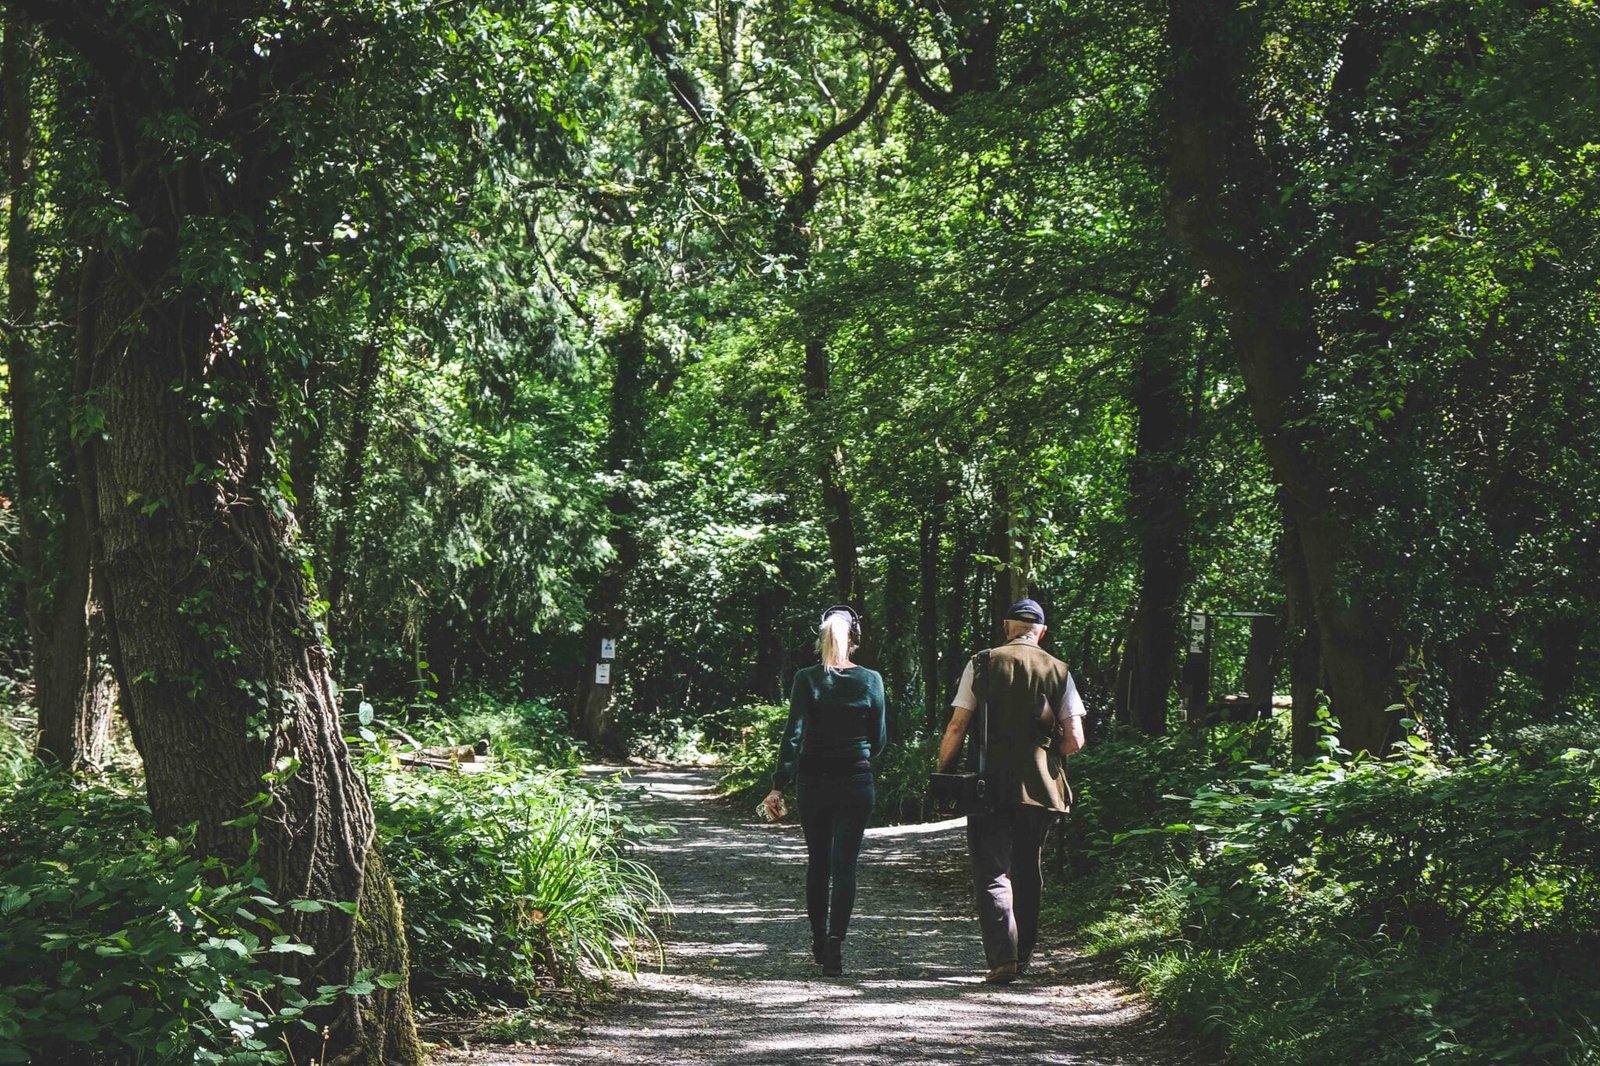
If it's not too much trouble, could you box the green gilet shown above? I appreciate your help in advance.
[974,641,1073,811]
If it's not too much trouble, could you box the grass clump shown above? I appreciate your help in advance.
[1051,723,1600,1064]
[371,760,667,1013]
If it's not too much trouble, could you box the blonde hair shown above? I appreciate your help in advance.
[817,610,856,670]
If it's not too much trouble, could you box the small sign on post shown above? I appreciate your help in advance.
[600,637,617,659]
[594,662,611,685]
[1181,612,1211,725]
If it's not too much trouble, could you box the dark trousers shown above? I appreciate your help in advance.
[797,772,874,940]
[967,803,1055,968]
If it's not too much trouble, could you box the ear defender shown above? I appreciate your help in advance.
[820,604,862,641]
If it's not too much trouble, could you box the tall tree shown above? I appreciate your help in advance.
[1120,285,1196,736]
[10,2,425,1059]
[631,1,893,610]
[1164,0,1404,754]
[3,14,113,769]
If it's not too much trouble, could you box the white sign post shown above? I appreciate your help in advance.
[594,662,612,685]
[600,637,617,659]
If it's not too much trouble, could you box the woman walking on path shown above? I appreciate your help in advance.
[762,605,888,977]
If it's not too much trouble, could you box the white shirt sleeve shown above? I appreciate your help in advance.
[951,658,977,711]
[1059,672,1086,718]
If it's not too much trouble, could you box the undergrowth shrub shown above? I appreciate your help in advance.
[371,762,667,1012]
[871,729,939,822]
[387,691,585,768]
[0,772,360,1065]
[0,699,34,788]
[703,702,788,803]
[1051,725,1600,1065]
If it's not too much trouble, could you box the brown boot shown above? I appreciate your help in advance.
[984,961,1018,985]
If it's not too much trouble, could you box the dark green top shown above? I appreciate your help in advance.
[771,665,888,790]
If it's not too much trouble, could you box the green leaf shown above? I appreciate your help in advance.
[209,997,246,1022]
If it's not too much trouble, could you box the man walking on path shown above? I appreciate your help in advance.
[937,598,1087,984]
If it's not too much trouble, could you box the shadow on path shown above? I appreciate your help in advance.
[434,767,1206,1065]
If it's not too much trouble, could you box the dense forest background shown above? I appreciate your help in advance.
[0,1,1597,1064]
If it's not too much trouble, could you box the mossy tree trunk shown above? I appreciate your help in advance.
[16,3,424,1060]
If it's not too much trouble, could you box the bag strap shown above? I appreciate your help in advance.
[972,649,992,774]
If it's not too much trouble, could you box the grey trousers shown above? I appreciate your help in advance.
[967,803,1055,968]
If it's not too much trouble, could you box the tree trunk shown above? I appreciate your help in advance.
[918,502,942,732]
[753,572,792,703]
[1111,624,1134,727]
[1537,612,1582,716]
[986,477,1026,645]
[325,336,384,629]
[804,336,865,609]
[944,524,975,698]
[33,482,113,769]
[1121,292,1193,735]
[47,35,423,1050]
[5,16,114,770]
[879,545,913,741]
[572,301,650,756]
[1280,503,1324,759]
[81,229,421,1066]
[1164,0,1402,755]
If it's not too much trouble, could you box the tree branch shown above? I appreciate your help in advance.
[824,0,952,113]
[639,19,777,207]
[0,0,139,83]
[796,61,898,178]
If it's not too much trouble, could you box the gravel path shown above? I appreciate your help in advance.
[435,766,1207,1066]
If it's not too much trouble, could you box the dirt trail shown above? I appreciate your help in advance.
[435,766,1206,1065]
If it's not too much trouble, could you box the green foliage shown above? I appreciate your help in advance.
[396,691,587,769]
[1053,729,1600,1064]
[870,729,941,824]
[0,772,365,1065]
[0,702,32,790]
[698,702,789,803]
[7,0,1600,1055]
[371,762,667,1012]
[0,736,669,1059]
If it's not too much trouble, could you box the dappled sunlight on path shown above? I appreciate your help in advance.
[433,767,1204,1065]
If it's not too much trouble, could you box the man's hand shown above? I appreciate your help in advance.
[761,789,787,821]
[1057,713,1086,757]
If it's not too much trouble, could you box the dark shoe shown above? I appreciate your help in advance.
[822,936,844,977]
[984,961,1018,985]
[812,934,826,966]
[1016,956,1031,977]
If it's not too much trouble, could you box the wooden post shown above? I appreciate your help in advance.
[1244,614,1280,721]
